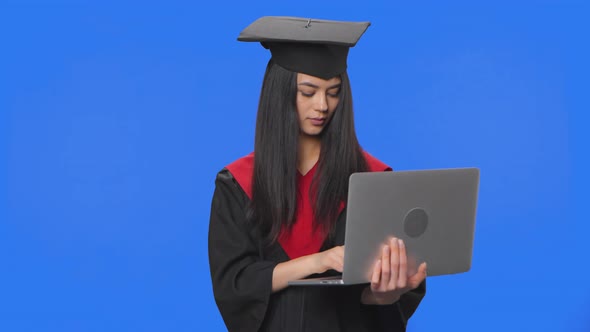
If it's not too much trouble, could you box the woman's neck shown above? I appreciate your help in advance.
[297,135,321,175]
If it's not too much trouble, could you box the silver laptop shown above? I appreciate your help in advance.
[288,167,480,286]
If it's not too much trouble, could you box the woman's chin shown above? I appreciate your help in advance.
[300,128,325,138]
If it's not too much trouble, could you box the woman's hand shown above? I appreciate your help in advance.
[272,246,344,292]
[312,245,345,274]
[361,238,427,305]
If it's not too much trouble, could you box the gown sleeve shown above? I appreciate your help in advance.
[208,169,278,332]
[397,280,426,326]
[360,280,426,331]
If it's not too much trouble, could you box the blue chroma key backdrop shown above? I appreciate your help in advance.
[1,1,588,331]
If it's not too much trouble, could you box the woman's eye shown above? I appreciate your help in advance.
[327,90,340,97]
[300,91,314,97]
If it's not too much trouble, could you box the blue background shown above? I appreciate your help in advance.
[1,1,588,331]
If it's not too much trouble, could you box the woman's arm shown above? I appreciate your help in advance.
[209,171,278,332]
[271,246,344,292]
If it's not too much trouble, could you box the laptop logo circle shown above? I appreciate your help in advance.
[404,208,429,238]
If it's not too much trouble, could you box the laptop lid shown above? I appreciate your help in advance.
[341,168,480,284]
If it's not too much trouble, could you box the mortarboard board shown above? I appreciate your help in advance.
[238,16,371,79]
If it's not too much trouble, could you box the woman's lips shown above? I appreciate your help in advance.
[310,118,326,126]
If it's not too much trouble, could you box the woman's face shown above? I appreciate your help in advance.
[296,73,341,137]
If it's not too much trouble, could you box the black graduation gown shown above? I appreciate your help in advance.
[208,169,426,332]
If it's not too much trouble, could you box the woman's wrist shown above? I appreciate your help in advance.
[272,254,321,292]
[302,254,322,276]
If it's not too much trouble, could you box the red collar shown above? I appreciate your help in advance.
[226,151,391,200]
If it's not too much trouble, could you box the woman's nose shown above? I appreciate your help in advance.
[314,94,328,112]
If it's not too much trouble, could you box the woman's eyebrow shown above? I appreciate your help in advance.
[298,82,319,88]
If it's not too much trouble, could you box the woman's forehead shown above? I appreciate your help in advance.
[297,73,341,86]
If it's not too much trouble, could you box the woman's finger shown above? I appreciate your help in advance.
[388,237,399,289]
[408,262,427,288]
[397,239,407,289]
[371,259,382,289]
[381,244,391,288]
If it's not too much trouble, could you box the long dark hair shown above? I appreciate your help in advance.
[248,60,368,243]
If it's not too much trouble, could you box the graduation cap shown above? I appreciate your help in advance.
[238,16,371,79]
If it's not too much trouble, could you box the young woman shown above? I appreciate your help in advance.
[208,17,427,331]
